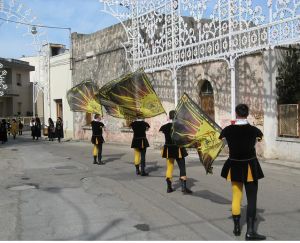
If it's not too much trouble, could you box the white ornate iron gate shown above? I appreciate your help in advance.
[100,0,300,119]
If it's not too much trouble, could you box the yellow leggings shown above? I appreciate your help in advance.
[232,182,243,215]
[93,144,102,156]
[134,149,141,165]
[230,165,254,215]
[165,158,187,180]
[93,138,103,158]
[93,145,98,156]
[166,158,174,179]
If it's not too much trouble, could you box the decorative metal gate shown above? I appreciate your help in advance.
[100,0,300,119]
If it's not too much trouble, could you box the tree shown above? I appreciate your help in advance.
[276,46,300,104]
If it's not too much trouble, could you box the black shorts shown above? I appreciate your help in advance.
[131,138,149,149]
[221,158,264,182]
[91,135,104,145]
[161,145,188,159]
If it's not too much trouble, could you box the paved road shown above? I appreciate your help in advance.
[0,134,299,240]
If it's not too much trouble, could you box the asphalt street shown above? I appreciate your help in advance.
[0,133,299,240]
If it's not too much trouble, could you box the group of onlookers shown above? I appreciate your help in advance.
[0,118,24,143]
[30,116,64,142]
[0,117,64,144]
[30,117,42,140]
[47,117,64,142]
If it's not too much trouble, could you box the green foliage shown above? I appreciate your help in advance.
[276,47,300,104]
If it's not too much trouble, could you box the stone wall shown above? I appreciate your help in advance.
[71,23,265,155]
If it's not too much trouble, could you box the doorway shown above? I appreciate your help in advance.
[199,80,215,120]
[55,99,63,120]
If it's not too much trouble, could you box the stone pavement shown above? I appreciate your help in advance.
[0,133,299,240]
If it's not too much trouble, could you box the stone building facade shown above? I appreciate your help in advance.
[71,23,300,162]
[0,58,34,117]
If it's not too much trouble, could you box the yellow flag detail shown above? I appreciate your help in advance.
[97,69,165,119]
[172,93,224,174]
[67,81,102,115]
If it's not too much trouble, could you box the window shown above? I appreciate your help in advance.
[200,80,213,95]
[16,73,22,86]
[278,104,300,138]
[86,113,92,126]
[276,48,300,138]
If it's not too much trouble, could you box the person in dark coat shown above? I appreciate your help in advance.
[159,110,192,194]
[6,119,11,137]
[91,114,105,165]
[0,119,8,144]
[30,118,35,140]
[34,117,42,140]
[48,118,55,141]
[219,104,266,240]
[130,118,150,176]
[18,119,23,135]
[55,117,64,143]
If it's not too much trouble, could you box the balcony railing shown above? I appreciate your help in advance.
[2,84,20,96]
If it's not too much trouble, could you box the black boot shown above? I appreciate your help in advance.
[166,178,173,193]
[135,165,141,175]
[141,170,149,176]
[181,179,192,194]
[93,156,98,164]
[233,215,241,236]
[245,217,266,241]
[98,154,105,165]
[140,161,149,176]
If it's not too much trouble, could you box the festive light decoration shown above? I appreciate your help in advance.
[100,0,300,118]
[0,63,8,96]
[0,0,49,98]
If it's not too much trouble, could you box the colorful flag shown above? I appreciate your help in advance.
[98,98,138,119]
[172,93,224,174]
[97,76,128,119]
[67,81,102,115]
[97,69,165,119]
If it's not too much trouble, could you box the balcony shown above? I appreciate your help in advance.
[2,84,20,97]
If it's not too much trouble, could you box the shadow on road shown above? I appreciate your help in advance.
[146,161,163,174]
[191,190,231,205]
[102,153,126,164]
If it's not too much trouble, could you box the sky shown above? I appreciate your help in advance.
[0,0,119,58]
[0,0,269,59]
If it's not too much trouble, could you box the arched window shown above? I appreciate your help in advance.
[200,80,213,95]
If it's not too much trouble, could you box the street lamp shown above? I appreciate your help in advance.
[31,26,37,35]
[30,27,38,117]
[27,24,72,121]
[0,16,72,118]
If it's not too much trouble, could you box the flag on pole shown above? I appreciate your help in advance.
[172,93,224,174]
[97,69,165,119]
[67,81,102,115]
